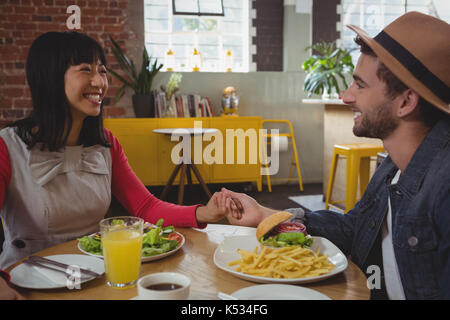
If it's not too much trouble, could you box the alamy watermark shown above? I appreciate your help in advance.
[366,265,382,290]
[66,5,81,30]
[169,121,281,175]
[65,265,82,289]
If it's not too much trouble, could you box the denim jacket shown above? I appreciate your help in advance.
[289,117,450,299]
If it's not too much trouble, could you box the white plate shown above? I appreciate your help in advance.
[9,254,105,289]
[214,235,348,284]
[232,284,331,300]
[77,231,185,262]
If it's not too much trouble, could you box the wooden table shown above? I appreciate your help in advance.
[7,224,370,300]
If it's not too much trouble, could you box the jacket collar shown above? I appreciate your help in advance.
[395,117,450,196]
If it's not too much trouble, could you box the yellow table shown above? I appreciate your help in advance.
[153,128,219,204]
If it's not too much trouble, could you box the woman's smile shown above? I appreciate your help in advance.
[83,91,103,105]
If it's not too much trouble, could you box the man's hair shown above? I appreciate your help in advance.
[354,36,445,127]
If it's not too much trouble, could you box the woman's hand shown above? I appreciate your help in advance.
[220,188,278,227]
[195,192,241,224]
[0,276,25,300]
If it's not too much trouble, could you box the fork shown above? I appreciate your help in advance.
[27,256,101,278]
[23,259,76,278]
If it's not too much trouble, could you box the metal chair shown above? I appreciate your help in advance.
[261,119,304,192]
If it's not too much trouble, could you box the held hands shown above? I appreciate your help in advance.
[220,188,278,227]
[195,191,243,224]
[195,187,277,227]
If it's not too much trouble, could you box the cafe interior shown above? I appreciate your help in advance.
[0,0,449,302]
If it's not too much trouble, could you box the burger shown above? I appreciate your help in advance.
[256,211,313,248]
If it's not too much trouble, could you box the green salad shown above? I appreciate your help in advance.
[78,218,181,257]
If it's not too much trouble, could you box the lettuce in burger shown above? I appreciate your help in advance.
[256,211,313,248]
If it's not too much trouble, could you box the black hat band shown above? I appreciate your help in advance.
[374,31,450,103]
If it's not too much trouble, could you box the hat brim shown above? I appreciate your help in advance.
[347,24,450,115]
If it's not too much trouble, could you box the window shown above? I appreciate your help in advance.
[173,0,224,16]
[340,0,450,63]
[144,0,250,72]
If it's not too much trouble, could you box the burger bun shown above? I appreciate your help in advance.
[256,211,292,240]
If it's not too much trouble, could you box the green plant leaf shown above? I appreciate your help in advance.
[106,67,133,88]
[301,41,355,97]
[108,35,138,83]
[106,35,162,101]
[337,72,349,90]
[114,84,127,103]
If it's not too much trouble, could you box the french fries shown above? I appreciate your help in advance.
[227,245,335,279]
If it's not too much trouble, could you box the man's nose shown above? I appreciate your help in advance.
[341,85,355,105]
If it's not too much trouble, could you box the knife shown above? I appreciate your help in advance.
[28,255,102,278]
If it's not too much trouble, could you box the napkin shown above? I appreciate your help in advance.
[32,265,69,286]
[31,263,91,287]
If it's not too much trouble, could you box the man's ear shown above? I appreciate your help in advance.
[397,89,420,118]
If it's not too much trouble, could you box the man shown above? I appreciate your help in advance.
[224,12,450,299]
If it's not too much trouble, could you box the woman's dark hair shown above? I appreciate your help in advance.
[354,36,446,127]
[9,31,111,151]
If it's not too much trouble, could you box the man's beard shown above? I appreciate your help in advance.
[353,101,399,139]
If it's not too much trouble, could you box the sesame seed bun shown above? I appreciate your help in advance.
[256,211,292,240]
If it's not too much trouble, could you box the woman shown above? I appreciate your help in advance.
[0,31,234,270]
[0,269,24,299]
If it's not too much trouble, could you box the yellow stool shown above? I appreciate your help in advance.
[325,143,385,213]
[261,119,304,192]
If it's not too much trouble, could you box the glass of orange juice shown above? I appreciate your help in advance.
[100,216,144,289]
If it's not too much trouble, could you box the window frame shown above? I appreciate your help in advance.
[144,0,250,73]
[172,0,225,17]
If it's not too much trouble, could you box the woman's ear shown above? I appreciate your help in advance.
[397,89,420,118]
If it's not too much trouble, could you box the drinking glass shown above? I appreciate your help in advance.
[100,216,144,288]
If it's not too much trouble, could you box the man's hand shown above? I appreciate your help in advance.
[220,188,278,227]
[0,276,25,300]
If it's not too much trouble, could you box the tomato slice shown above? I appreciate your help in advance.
[272,222,306,234]
[167,232,183,243]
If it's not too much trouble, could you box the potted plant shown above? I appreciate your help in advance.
[160,72,182,118]
[302,42,355,99]
[107,35,163,117]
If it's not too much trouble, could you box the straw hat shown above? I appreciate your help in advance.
[347,11,450,115]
